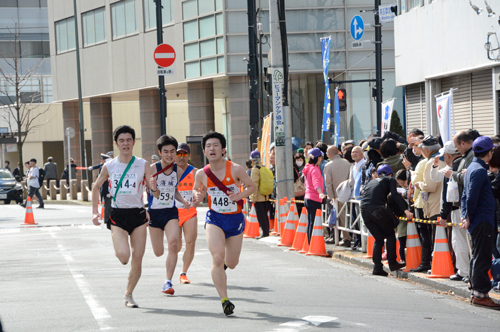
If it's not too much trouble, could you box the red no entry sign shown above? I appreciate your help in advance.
[154,44,176,68]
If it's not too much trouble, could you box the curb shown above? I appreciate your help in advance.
[329,247,500,304]
[42,200,93,206]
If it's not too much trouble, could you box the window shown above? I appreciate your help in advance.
[111,0,138,39]
[144,0,174,30]
[0,40,49,58]
[55,17,76,53]
[0,0,47,7]
[183,20,198,42]
[182,0,197,19]
[82,7,106,46]
[181,1,224,79]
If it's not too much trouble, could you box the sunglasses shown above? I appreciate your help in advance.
[176,152,188,157]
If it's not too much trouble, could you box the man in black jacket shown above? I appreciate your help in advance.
[360,164,413,276]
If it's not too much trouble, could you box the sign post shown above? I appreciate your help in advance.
[65,127,75,188]
[154,44,176,75]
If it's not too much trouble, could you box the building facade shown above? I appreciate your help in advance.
[0,0,62,171]
[394,0,500,137]
[48,0,402,169]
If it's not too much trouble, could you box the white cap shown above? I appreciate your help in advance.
[438,141,459,156]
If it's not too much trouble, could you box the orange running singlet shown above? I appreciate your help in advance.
[206,161,242,215]
[176,167,197,225]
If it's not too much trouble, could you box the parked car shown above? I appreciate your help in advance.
[0,169,23,204]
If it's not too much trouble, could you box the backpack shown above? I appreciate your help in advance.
[256,165,274,196]
[38,168,45,186]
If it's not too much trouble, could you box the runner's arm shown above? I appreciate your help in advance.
[92,165,109,225]
[229,163,256,202]
[147,163,160,199]
[192,169,207,206]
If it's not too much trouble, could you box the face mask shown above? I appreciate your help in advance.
[363,151,368,160]
[296,161,304,167]
[412,148,420,156]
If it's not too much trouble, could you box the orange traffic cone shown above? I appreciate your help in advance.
[288,198,298,230]
[271,202,279,236]
[278,204,297,247]
[364,230,375,259]
[243,204,260,238]
[268,209,273,232]
[280,199,287,238]
[101,198,105,218]
[242,200,248,232]
[306,209,328,256]
[290,207,308,251]
[403,219,422,272]
[427,221,455,278]
[299,234,310,254]
[22,197,38,225]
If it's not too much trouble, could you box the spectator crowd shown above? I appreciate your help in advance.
[246,128,500,310]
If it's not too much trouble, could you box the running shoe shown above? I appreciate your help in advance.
[162,280,175,295]
[179,273,190,284]
[124,294,139,308]
[222,300,235,316]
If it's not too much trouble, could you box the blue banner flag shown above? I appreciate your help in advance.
[320,36,332,142]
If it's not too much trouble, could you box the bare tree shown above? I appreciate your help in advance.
[0,22,51,175]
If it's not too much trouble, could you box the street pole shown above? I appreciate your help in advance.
[247,0,259,145]
[155,0,167,135]
[73,0,87,180]
[269,0,293,202]
[258,24,264,127]
[375,0,383,135]
[66,128,71,188]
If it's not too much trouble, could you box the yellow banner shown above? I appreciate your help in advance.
[261,114,272,168]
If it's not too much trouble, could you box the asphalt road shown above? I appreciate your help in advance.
[1,204,499,331]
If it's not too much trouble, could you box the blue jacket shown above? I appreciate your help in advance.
[461,157,496,234]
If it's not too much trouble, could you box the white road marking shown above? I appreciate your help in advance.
[50,231,113,330]
[272,316,338,331]
[301,315,338,326]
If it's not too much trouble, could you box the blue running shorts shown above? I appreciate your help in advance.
[205,210,245,238]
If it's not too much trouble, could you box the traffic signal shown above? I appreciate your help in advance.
[264,67,272,96]
[338,88,347,111]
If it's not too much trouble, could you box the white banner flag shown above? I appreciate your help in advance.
[381,99,395,136]
[436,90,453,143]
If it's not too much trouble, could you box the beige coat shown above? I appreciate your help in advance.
[324,155,351,200]
[416,157,446,218]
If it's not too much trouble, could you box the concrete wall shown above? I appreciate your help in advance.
[394,0,500,86]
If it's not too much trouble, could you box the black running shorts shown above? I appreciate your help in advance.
[107,207,148,234]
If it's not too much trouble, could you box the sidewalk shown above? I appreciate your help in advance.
[257,234,499,304]
[325,243,500,304]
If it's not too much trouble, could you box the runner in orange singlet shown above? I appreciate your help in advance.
[193,131,256,316]
[175,143,198,284]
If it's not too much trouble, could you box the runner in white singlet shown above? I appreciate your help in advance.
[148,135,190,296]
[92,125,159,309]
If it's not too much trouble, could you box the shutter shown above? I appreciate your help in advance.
[441,74,472,133]
[471,70,494,136]
[405,82,426,134]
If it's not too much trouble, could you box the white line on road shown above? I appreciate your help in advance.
[50,231,113,330]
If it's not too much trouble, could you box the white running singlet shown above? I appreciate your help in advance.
[148,163,177,209]
[106,156,147,209]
